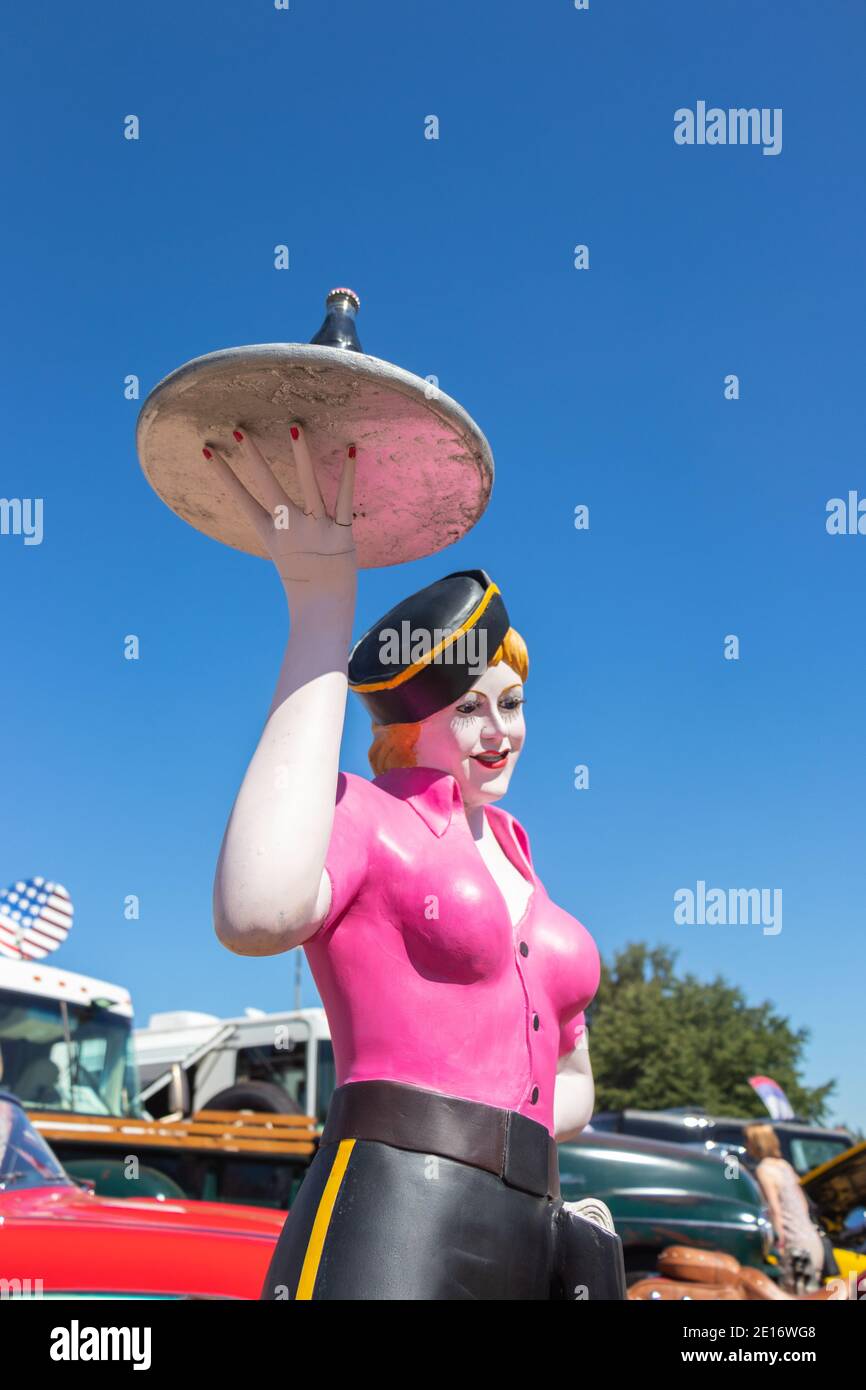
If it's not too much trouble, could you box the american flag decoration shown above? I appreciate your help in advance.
[0,877,73,961]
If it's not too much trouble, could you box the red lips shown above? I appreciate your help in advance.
[472,751,509,771]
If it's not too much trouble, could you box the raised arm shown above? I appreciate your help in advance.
[211,424,357,956]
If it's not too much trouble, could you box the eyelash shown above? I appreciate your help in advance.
[454,696,526,720]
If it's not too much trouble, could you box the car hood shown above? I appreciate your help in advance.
[801,1141,866,1232]
[0,1183,286,1239]
[0,1184,286,1299]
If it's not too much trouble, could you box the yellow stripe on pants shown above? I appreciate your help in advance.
[295,1139,356,1300]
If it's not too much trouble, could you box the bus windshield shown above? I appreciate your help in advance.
[0,987,144,1117]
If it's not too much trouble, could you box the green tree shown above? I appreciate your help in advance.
[587,943,836,1121]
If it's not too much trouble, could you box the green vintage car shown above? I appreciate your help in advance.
[558,1129,773,1282]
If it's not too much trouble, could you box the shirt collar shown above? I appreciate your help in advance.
[372,769,534,876]
[373,766,464,837]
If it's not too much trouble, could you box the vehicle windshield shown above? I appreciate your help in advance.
[789,1135,853,1175]
[0,1097,71,1191]
[0,988,144,1118]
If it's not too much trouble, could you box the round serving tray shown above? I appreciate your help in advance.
[136,343,494,568]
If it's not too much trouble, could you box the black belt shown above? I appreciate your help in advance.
[320,1080,560,1200]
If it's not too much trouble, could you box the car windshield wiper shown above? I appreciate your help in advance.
[0,1166,70,1190]
[0,1170,31,1188]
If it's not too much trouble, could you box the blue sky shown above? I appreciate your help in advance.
[2,1,864,1127]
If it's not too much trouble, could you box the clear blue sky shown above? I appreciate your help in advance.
[2,1,864,1128]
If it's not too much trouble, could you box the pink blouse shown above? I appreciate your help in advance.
[304,766,600,1136]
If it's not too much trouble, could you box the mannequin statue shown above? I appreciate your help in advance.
[210,422,624,1301]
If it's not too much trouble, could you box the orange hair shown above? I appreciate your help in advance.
[367,627,528,776]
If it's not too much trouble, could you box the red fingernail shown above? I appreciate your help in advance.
[290,426,300,440]
[233,430,244,442]
[348,445,356,459]
[202,447,213,459]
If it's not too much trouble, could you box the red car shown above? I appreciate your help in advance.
[0,1091,285,1299]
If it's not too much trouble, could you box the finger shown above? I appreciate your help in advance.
[231,428,295,518]
[334,444,356,526]
[202,445,271,537]
[288,422,326,520]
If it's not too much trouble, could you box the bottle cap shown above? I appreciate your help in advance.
[326,287,361,311]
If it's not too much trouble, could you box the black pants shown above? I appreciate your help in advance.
[261,1136,625,1301]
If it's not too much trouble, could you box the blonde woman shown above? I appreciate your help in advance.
[746,1123,826,1293]
[210,424,613,1301]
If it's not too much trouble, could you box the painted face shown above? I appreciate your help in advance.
[413,662,526,807]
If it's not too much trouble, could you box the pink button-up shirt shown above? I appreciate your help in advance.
[304,766,600,1136]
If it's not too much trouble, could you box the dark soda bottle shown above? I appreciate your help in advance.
[309,287,363,353]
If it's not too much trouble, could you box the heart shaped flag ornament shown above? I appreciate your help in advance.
[0,877,73,961]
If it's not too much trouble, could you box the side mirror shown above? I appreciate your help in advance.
[167,1063,190,1117]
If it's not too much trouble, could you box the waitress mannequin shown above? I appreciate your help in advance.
[210,423,612,1301]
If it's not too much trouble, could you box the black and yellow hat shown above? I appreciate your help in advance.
[348,570,510,726]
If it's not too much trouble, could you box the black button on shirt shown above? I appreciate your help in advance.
[530,1086,539,1105]
[519,942,529,957]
